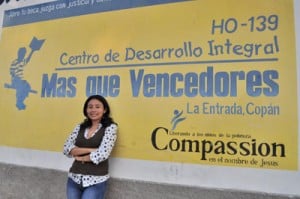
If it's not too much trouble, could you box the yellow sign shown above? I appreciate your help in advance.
[0,0,297,170]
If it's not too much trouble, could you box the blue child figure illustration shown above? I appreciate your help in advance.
[171,109,186,130]
[5,37,45,110]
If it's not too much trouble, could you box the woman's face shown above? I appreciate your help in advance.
[86,99,106,122]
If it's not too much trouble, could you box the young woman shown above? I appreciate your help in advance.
[63,95,118,199]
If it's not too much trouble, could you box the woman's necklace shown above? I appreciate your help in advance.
[87,126,97,138]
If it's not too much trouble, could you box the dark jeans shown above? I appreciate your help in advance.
[66,178,107,199]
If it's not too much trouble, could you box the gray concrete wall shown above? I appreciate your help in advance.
[0,163,298,199]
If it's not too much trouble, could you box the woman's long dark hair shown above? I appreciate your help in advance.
[80,95,116,128]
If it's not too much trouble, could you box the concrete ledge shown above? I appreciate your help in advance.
[0,163,66,199]
[0,163,299,199]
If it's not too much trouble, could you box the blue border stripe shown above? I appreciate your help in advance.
[3,0,188,27]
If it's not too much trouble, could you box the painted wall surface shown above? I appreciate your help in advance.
[0,0,299,196]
